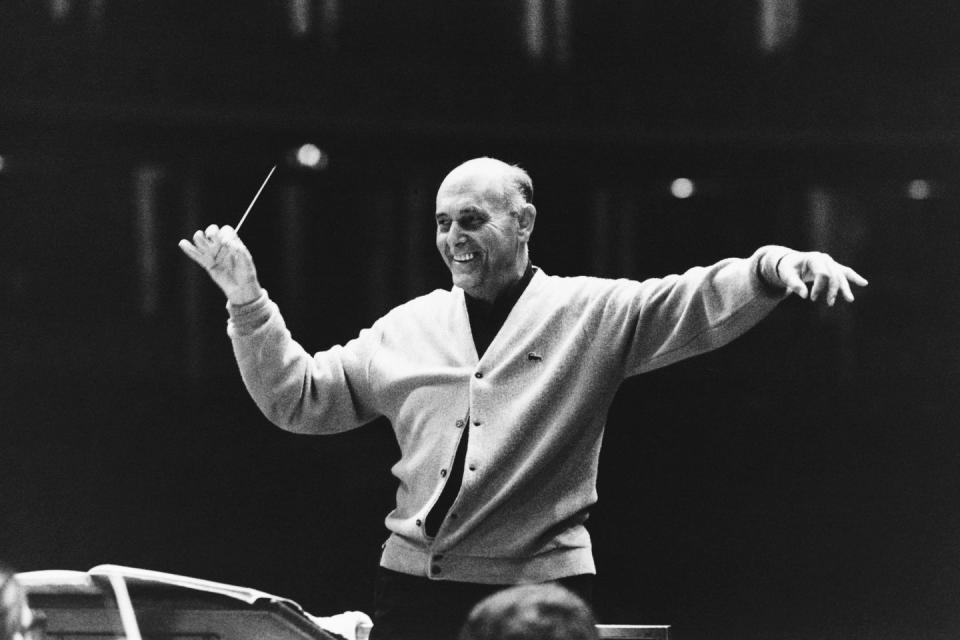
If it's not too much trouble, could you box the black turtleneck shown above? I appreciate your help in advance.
[463,261,537,359]
[424,261,536,537]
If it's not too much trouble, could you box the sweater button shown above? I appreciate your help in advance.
[468,464,477,471]
[430,565,442,576]
[474,372,483,379]
[473,420,481,427]
[416,519,422,527]
[440,469,447,477]
[455,420,465,428]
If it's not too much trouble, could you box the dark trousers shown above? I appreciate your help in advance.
[368,567,594,640]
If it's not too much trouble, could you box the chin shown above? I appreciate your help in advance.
[451,275,475,290]
[451,273,482,293]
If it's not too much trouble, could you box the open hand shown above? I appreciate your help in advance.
[776,251,868,305]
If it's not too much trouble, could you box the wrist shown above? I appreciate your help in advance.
[756,245,793,292]
[774,254,788,284]
[227,282,263,307]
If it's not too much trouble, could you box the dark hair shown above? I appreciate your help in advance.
[459,584,598,640]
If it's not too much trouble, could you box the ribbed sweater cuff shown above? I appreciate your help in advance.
[753,245,794,296]
[225,288,273,336]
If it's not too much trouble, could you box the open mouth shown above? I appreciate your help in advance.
[452,252,478,263]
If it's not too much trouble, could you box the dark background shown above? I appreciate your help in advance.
[1,2,959,639]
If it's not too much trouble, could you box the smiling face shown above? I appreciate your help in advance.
[435,159,536,303]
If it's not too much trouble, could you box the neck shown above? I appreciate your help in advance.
[469,260,533,304]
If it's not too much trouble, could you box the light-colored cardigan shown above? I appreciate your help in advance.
[227,246,789,584]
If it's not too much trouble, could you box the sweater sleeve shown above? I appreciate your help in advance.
[613,245,792,377]
[226,290,382,434]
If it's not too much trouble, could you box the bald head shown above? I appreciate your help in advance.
[440,157,533,212]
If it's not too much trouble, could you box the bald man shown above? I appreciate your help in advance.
[181,157,867,640]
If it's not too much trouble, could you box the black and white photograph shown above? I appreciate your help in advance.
[1,3,958,640]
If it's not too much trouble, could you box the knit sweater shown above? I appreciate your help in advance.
[227,246,790,584]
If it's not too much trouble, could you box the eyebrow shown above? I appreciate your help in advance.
[435,206,488,219]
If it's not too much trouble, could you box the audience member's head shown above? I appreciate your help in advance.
[458,583,598,640]
[1,565,38,640]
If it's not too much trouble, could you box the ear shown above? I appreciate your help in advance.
[516,203,536,241]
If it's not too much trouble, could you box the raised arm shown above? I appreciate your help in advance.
[178,224,380,434]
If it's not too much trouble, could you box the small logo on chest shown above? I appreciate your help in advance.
[527,352,543,362]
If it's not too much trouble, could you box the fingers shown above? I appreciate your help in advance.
[809,271,831,304]
[178,238,207,266]
[781,270,809,299]
[193,229,211,251]
[826,272,841,305]
[178,225,260,303]
[790,252,867,305]
[181,225,240,268]
[838,274,856,302]
[843,266,869,287]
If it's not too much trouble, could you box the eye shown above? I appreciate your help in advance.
[460,215,483,230]
[436,218,451,231]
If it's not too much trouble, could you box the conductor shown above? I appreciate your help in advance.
[180,157,867,640]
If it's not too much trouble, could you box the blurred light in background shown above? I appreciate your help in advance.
[286,0,340,46]
[133,165,165,317]
[522,0,570,65]
[522,0,547,61]
[553,0,572,65]
[287,0,311,38]
[318,0,341,50]
[906,179,933,200]
[292,143,330,171]
[758,0,801,53]
[670,178,695,199]
[47,0,71,22]
[0,154,6,173]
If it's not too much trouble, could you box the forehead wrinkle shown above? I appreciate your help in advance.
[436,193,493,217]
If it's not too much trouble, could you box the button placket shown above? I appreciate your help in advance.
[429,552,445,576]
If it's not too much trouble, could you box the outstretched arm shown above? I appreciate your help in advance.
[618,246,868,376]
[763,250,868,305]
[178,224,263,306]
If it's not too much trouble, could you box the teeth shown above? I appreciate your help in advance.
[453,253,475,262]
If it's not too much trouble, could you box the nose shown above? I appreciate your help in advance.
[447,221,467,249]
